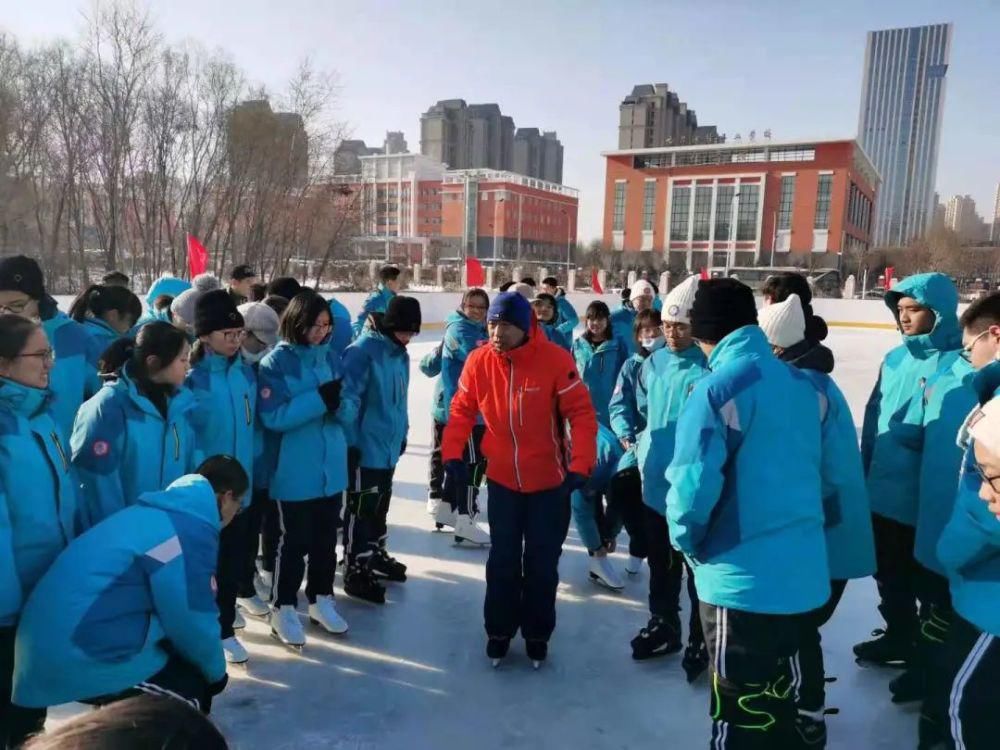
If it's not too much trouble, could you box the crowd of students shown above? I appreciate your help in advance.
[3,253,1000,749]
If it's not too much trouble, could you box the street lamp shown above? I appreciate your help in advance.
[561,208,572,272]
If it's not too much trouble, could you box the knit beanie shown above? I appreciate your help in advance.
[195,289,244,336]
[383,295,422,333]
[192,273,221,293]
[488,291,532,334]
[514,282,534,300]
[0,255,45,300]
[170,288,202,324]
[662,276,699,324]
[630,279,655,302]
[758,293,806,349]
[267,276,302,301]
[689,278,758,343]
[969,398,1000,456]
[238,301,279,347]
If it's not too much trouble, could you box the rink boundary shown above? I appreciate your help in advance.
[417,320,897,334]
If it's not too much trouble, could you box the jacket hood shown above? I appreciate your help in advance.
[885,273,962,356]
[137,473,220,529]
[0,377,51,418]
[781,340,835,374]
[113,365,194,419]
[972,359,1000,404]
[446,309,487,336]
[145,276,192,307]
[707,325,771,370]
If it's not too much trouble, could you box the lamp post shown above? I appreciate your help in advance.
[561,208,572,272]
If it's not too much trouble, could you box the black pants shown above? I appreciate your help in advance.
[429,421,445,500]
[792,579,848,713]
[606,467,647,559]
[343,460,396,565]
[273,496,342,607]
[920,614,1000,750]
[701,603,800,749]
[217,496,265,639]
[910,564,953,699]
[1,628,45,749]
[87,654,215,715]
[484,481,571,642]
[261,495,280,575]
[236,490,267,599]
[644,505,701,643]
[873,513,919,637]
[443,424,486,516]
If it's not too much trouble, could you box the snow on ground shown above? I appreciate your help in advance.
[47,326,917,749]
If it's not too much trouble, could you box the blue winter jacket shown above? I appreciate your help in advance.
[0,379,78,628]
[540,320,571,352]
[554,292,579,338]
[132,277,191,333]
[635,345,709,515]
[352,284,395,339]
[340,321,410,470]
[573,335,628,428]
[571,424,628,552]
[422,310,486,425]
[70,368,201,529]
[609,304,637,354]
[862,273,964,526]
[41,299,102,441]
[257,341,348,502]
[185,352,256,506]
[328,297,353,357]
[608,344,667,463]
[82,317,122,352]
[419,343,445,428]
[13,474,226,708]
[665,326,830,614]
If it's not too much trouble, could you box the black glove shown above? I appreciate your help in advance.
[400,439,407,456]
[318,380,342,412]
[208,673,229,697]
[564,472,589,493]
[444,459,468,487]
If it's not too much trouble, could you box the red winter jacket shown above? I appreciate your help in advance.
[442,318,597,493]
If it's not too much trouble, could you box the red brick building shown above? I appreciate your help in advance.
[601,138,879,271]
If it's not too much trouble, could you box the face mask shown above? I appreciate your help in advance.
[241,346,270,365]
[640,336,664,352]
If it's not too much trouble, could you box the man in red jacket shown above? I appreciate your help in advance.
[443,291,597,667]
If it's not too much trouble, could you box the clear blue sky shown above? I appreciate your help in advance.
[5,0,998,242]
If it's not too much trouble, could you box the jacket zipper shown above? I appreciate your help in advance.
[172,424,180,462]
[51,431,69,471]
[244,394,252,426]
[507,360,522,490]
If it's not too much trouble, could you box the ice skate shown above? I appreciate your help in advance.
[370,549,407,582]
[233,608,246,630]
[625,555,643,575]
[255,570,273,603]
[344,565,386,604]
[453,513,490,546]
[795,709,829,748]
[853,628,912,667]
[223,636,249,665]
[237,594,270,619]
[487,636,510,668]
[433,500,456,530]
[526,639,548,670]
[682,641,709,682]
[308,595,349,635]
[270,605,306,649]
[588,555,625,590]
[630,615,682,660]
[888,667,925,704]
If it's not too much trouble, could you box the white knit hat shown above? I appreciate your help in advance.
[170,288,202,324]
[238,302,279,347]
[758,293,806,349]
[630,279,655,302]
[662,275,699,324]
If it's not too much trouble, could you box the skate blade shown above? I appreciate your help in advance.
[588,572,624,591]
[308,617,349,636]
[491,658,502,668]
[454,536,490,547]
[532,661,542,670]
[269,630,305,651]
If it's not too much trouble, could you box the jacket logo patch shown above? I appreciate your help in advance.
[261,387,272,400]
[93,440,110,457]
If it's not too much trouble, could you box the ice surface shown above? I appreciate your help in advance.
[46,327,918,749]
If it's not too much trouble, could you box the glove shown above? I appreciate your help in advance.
[400,439,407,456]
[444,459,469,487]
[564,472,589,493]
[208,673,229,697]
[318,380,342,412]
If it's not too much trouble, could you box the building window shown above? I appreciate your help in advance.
[613,182,626,231]
[714,185,736,240]
[692,186,713,241]
[642,182,656,232]
[814,174,833,230]
[777,175,795,230]
[669,185,691,241]
[736,184,760,241]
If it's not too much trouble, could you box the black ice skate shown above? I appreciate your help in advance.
[487,636,511,668]
[525,639,548,670]
[681,641,709,683]
[630,615,683,661]
[344,565,386,604]
[370,549,407,582]
[794,709,835,749]
[853,628,912,667]
[889,666,925,704]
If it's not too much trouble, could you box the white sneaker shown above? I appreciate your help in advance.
[255,570,274,603]
[589,556,625,590]
[237,594,270,618]
[625,556,643,575]
[308,595,349,634]
[270,605,306,646]
[434,501,457,529]
[223,636,249,664]
[233,609,246,629]
[454,514,490,546]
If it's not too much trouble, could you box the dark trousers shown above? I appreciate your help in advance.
[792,579,848,713]
[261,495,280,574]
[920,614,1000,750]
[910,565,954,697]
[217,495,266,639]
[1,628,45,749]
[444,424,486,516]
[343,460,396,564]
[873,513,919,637]
[429,421,445,500]
[484,481,571,643]
[605,467,647,559]
[644,505,701,644]
[273,496,342,607]
[701,603,800,749]
[236,490,267,598]
[87,654,215,715]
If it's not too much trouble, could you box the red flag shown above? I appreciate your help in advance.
[187,235,209,278]
[465,257,485,288]
[591,268,603,294]
[699,267,709,280]
[884,266,895,289]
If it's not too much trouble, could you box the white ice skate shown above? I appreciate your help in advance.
[453,513,490,546]
[255,570,273,603]
[237,594,270,618]
[308,595,349,635]
[233,609,246,630]
[588,556,625,591]
[434,501,456,530]
[223,636,249,664]
[625,556,643,575]
[270,605,306,649]
[426,493,442,517]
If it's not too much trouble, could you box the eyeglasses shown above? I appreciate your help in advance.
[961,330,990,362]
[464,304,488,311]
[309,322,332,334]
[16,348,54,363]
[221,329,247,343]
[0,299,32,315]
[973,460,1000,493]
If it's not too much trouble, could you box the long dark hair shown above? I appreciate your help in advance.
[583,300,612,344]
[69,284,141,326]
[279,290,331,345]
[0,313,39,362]
[99,321,188,379]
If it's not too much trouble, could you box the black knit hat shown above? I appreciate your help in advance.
[383,296,421,334]
[690,278,758,344]
[194,289,244,337]
[267,276,301,301]
[0,255,45,300]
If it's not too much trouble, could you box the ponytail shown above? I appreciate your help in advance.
[69,284,142,326]
[99,321,188,379]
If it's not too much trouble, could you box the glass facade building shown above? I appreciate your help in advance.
[858,24,952,248]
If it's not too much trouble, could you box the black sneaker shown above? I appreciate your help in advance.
[631,616,683,661]
[344,566,386,604]
[487,636,510,667]
[370,549,407,582]
[682,641,709,683]
[853,629,912,667]
[889,667,925,704]
[526,639,548,669]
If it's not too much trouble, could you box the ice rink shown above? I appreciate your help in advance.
[48,325,918,749]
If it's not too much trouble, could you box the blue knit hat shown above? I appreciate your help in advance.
[487,291,532,333]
